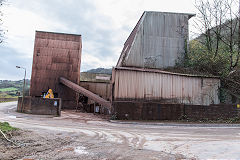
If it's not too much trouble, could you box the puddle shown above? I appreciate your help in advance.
[74,146,88,155]
[8,115,17,119]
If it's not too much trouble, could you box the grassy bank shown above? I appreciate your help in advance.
[0,122,18,133]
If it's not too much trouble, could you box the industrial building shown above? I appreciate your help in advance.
[117,11,194,69]
[112,67,220,105]
[30,31,82,108]
[20,11,221,119]
[113,11,220,105]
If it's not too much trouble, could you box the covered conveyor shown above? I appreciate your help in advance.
[59,77,111,109]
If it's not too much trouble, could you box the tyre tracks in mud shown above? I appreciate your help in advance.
[0,103,151,150]
[1,111,148,150]
[2,102,240,159]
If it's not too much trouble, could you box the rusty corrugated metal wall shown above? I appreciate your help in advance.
[30,31,82,108]
[113,67,220,105]
[60,77,111,108]
[117,11,194,69]
[80,72,111,82]
[80,81,111,101]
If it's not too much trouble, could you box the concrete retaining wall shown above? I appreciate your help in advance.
[17,96,61,116]
[113,101,240,120]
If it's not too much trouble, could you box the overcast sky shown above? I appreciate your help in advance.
[0,0,197,80]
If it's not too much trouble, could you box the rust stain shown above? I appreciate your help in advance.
[113,67,220,105]
[30,31,82,108]
[59,77,111,108]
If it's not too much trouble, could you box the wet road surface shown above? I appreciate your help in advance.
[1,102,240,159]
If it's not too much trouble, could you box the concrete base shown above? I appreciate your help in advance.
[17,96,61,116]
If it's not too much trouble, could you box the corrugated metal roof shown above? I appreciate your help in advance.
[115,67,219,78]
[145,11,195,18]
[36,30,82,36]
[116,12,145,67]
[116,11,195,69]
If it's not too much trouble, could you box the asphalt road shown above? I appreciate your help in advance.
[1,102,240,159]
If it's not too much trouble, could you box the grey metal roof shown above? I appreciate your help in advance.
[144,11,195,18]
[116,11,195,69]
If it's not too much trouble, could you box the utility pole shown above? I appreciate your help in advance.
[16,66,26,112]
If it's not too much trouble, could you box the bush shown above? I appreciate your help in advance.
[183,40,231,76]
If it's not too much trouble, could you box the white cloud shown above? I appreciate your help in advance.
[0,0,198,80]
[2,5,69,58]
[81,53,116,71]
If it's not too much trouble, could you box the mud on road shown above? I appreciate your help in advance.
[0,129,183,160]
[1,102,240,160]
[0,102,185,160]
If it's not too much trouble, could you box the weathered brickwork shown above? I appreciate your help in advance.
[113,101,240,120]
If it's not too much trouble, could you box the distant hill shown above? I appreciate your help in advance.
[0,79,30,98]
[194,18,239,44]
[86,68,112,75]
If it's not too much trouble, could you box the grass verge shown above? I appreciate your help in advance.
[0,122,18,133]
[0,87,18,92]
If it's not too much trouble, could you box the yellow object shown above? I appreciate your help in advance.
[237,104,240,108]
[45,89,54,99]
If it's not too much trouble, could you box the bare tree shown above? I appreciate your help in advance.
[193,0,240,71]
[0,0,6,44]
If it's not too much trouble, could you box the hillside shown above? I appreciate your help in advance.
[0,80,30,98]
[86,68,112,75]
[186,17,240,102]
[0,67,113,98]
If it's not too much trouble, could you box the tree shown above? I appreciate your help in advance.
[187,0,240,101]
[0,0,5,44]
[190,0,240,73]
